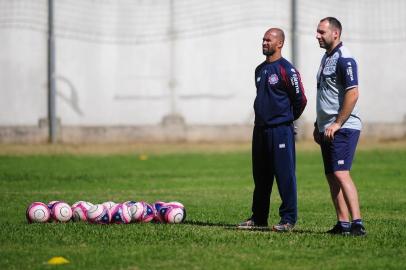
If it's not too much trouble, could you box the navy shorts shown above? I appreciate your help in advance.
[319,128,360,174]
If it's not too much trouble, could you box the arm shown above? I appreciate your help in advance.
[324,87,359,141]
[285,69,307,120]
[324,55,359,141]
[335,87,359,126]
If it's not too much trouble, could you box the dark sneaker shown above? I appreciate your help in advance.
[326,223,350,235]
[271,222,294,232]
[350,223,367,236]
[237,219,268,230]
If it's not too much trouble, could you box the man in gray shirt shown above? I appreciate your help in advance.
[313,17,366,236]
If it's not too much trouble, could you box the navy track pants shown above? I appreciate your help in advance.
[251,124,297,225]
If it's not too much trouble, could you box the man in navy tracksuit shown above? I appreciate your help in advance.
[238,28,307,231]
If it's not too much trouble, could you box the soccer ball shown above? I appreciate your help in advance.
[152,201,166,222]
[26,202,50,223]
[129,202,144,222]
[166,207,185,224]
[152,201,186,223]
[159,206,186,224]
[141,202,155,222]
[87,204,111,224]
[71,202,93,222]
[47,200,59,219]
[129,201,154,223]
[50,201,72,222]
[110,203,132,224]
[72,205,87,222]
[102,201,116,210]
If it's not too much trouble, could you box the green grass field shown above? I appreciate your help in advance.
[0,144,405,270]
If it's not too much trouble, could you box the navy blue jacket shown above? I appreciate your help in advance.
[254,57,307,126]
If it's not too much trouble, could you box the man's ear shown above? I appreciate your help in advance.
[333,29,340,39]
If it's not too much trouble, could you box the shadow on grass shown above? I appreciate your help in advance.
[184,220,237,228]
[184,220,323,234]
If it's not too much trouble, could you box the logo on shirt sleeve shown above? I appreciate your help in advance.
[346,62,354,81]
[268,74,279,85]
[290,74,300,94]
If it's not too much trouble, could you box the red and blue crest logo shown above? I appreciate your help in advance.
[268,74,279,85]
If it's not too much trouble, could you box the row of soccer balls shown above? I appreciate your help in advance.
[26,200,186,224]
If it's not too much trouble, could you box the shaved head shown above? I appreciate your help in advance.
[265,28,285,45]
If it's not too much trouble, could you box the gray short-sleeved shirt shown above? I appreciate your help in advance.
[316,42,362,132]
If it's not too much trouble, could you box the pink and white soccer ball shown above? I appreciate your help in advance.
[129,202,144,222]
[158,203,186,224]
[26,202,51,223]
[129,201,154,223]
[50,201,73,222]
[165,207,185,224]
[102,201,117,210]
[47,200,59,220]
[86,204,111,224]
[142,202,155,222]
[152,201,166,222]
[72,201,94,222]
[110,203,132,224]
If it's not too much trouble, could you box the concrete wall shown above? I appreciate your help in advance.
[0,0,405,143]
